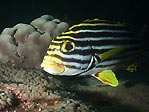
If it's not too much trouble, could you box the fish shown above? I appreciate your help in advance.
[41,19,145,87]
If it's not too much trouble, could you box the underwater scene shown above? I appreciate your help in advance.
[0,0,149,112]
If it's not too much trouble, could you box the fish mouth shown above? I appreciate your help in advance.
[41,61,65,75]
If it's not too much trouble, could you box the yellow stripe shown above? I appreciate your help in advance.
[47,51,63,56]
[62,31,80,35]
[83,18,108,22]
[51,40,63,44]
[69,23,127,30]
[49,45,60,50]
[51,36,74,44]
[56,36,74,39]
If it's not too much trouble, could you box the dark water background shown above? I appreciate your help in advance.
[0,0,149,30]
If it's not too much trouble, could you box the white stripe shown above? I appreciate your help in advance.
[92,45,123,50]
[75,46,91,50]
[65,62,89,69]
[76,45,123,50]
[76,29,128,33]
[73,37,132,41]
[63,54,91,61]
[76,44,139,50]
[62,29,128,35]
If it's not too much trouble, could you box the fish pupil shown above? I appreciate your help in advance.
[65,43,73,51]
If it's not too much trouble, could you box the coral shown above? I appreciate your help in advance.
[61,99,89,112]
[0,15,69,68]
[0,89,13,110]
[0,64,92,111]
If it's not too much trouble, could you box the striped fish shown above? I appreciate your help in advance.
[41,19,144,87]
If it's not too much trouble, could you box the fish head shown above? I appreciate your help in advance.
[41,35,93,76]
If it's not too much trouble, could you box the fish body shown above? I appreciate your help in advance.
[41,19,144,87]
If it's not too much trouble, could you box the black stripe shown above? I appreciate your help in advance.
[49,54,91,64]
[82,19,121,24]
[61,31,134,38]
[77,40,138,47]
[65,64,86,70]
[74,39,139,47]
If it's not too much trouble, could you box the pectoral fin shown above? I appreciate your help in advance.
[92,70,119,87]
[99,47,127,61]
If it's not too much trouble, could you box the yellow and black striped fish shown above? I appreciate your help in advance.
[41,19,145,87]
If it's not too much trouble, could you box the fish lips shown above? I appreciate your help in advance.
[41,62,65,75]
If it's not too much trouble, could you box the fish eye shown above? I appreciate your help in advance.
[61,41,75,52]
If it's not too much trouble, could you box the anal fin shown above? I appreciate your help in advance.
[92,70,119,87]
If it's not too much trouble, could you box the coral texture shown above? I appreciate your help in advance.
[0,89,13,110]
[0,65,149,112]
[0,65,92,111]
[0,15,69,68]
